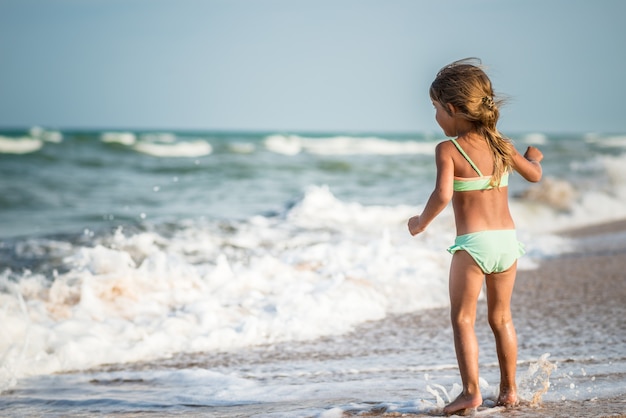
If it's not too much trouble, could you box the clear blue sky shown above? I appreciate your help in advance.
[1,0,624,133]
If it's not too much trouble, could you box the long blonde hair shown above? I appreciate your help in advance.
[429,58,515,187]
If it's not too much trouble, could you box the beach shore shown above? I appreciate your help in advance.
[119,219,626,417]
[1,219,625,418]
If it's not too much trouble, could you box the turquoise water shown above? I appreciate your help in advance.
[1,130,436,238]
[1,129,622,239]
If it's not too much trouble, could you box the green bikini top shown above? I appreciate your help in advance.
[450,138,509,192]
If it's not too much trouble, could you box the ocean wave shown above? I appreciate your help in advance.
[600,153,626,188]
[520,132,548,145]
[0,136,44,154]
[264,135,302,155]
[264,134,437,156]
[138,133,177,143]
[519,177,578,211]
[228,142,256,154]
[511,171,626,237]
[133,140,213,157]
[585,134,626,148]
[3,180,626,388]
[29,126,63,143]
[0,188,450,385]
[101,132,137,146]
[570,153,626,187]
[99,132,214,157]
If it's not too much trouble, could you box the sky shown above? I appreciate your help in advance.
[1,0,625,134]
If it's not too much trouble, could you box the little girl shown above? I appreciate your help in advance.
[408,59,543,415]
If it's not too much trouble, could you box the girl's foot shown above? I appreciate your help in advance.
[496,388,519,407]
[443,392,483,415]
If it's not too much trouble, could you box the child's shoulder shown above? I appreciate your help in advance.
[435,138,455,153]
[434,139,458,163]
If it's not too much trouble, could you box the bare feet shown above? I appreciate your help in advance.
[496,387,519,407]
[443,392,483,416]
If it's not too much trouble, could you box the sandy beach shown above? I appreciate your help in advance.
[494,219,626,418]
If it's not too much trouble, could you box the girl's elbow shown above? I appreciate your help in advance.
[432,184,452,204]
[528,170,542,183]
[438,190,453,204]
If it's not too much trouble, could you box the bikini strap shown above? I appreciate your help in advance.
[449,138,483,177]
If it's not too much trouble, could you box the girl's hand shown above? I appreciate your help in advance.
[524,146,543,163]
[408,215,424,236]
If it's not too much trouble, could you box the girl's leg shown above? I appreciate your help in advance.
[485,262,519,407]
[444,250,485,415]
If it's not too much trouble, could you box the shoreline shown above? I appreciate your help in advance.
[1,219,625,417]
[110,218,626,417]
[557,218,626,238]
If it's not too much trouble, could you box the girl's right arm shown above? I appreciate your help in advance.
[408,142,454,235]
[512,146,543,183]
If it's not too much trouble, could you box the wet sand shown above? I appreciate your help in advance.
[504,219,626,417]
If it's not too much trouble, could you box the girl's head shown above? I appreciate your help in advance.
[429,58,502,130]
[430,58,514,185]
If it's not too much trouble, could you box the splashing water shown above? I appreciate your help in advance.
[518,353,557,406]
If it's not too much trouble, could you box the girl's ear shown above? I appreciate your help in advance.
[446,103,457,115]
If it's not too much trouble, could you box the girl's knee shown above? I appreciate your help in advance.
[451,311,476,329]
[488,312,513,331]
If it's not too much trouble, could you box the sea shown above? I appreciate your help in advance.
[1,127,625,417]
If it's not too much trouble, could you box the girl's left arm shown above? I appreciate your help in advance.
[512,146,543,183]
[408,142,454,236]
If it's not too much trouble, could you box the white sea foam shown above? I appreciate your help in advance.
[2,183,599,388]
[600,153,626,187]
[264,134,302,155]
[519,177,578,211]
[29,126,63,143]
[229,142,256,154]
[133,140,213,157]
[0,136,43,154]
[100,132,137,146]
[264,134,436,156]
[585,134,626,148]
[511,152,626,235]
[0,187,448,384]
[520,132,548,145]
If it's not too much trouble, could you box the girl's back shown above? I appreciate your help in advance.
[446,134,515,235]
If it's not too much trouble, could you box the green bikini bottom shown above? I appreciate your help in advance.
[448,230,525,274]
